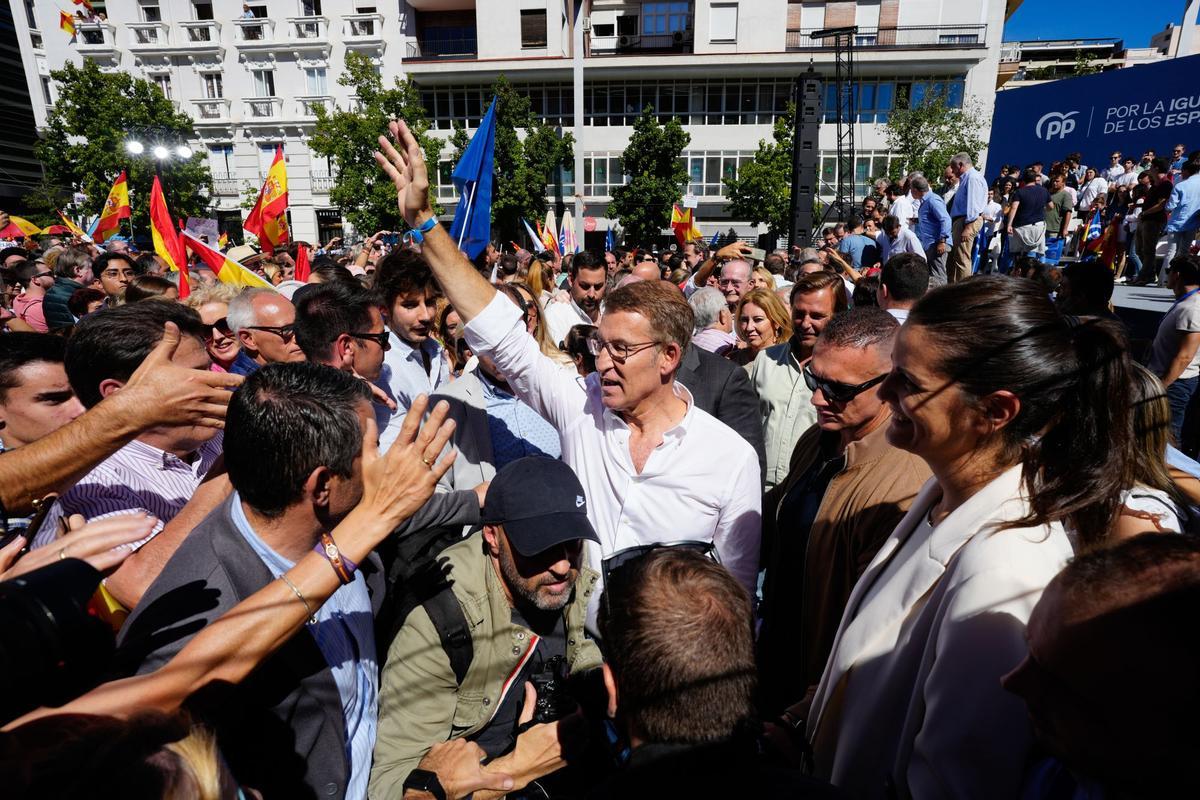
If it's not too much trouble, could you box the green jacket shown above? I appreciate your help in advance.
[368,534,601,799]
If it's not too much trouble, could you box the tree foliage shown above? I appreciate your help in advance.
[609,107,690,246]
[448,76,574,243]
[310,52,443,236]
[35,60,211,234]
[723,104,794,238]
[882,91,987,183]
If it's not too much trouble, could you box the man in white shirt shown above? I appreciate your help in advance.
[877,215,925,264]
[374,250,449,449]
[375,120,761,624]
[1114,158,1140,188]
[888,176,923,231]
[1103,151,1127,183]
[545,251,607,346]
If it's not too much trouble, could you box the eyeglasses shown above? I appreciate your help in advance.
[101,269,135,280]
[601,541,720,615]
[245,324,296,341]
[586,332,658,363]
[349,330,391,350]
[31,272,53,281]
[802,362,888,404]
[205,317,232,340]
[718,278,746,288]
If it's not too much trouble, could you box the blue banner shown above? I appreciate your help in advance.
[986,54,1200,181]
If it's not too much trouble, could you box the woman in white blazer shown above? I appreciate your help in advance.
[804,277,1134,799]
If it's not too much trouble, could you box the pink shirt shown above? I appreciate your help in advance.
[13,294,47,332]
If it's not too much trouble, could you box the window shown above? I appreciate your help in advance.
[685,151,754,197]
[709,3,737,42]
[592,23,614,37]
[203,72,223,99]
[153,74,172,100]
[141,2,162,23]
[23,0,36,29]
[259,144,284,175]
[40,77,52,105]
[304,67,328,95]
[193,2,214,20]
[641,2,689,35]
[584,154,627,197]
[520,9,547,49]
[300,0,321,15]
[252,69,275,97]
[208,144,234,177]
[616,14,639,36]
[30,31,42,50]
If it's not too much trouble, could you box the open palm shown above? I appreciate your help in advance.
[374,119,433,229]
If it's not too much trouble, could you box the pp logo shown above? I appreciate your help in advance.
[1035,111,1079,141]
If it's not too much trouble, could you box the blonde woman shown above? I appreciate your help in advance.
[751,266,776,291]
[183,283,242,371]
[729,288,792,366]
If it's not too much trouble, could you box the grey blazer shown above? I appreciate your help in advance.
[432,370,496,492]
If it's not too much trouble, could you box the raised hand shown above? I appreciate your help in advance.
[0,513,159,582]
[374,119,433,229]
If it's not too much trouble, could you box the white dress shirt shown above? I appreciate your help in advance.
[544,297,595,347]
[1104,164,1126,182]
[1076,177,1109,210]
[377,330,449,451]
[878,227,926,263]
[888,193,922,230]
[464,293,762,628]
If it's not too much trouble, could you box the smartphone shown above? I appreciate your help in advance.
[746,247,766,262]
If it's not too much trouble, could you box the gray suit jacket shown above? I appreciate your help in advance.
[116,490,479,800]
[432,371,495,492]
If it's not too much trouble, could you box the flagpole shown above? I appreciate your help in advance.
[457,179,478,250]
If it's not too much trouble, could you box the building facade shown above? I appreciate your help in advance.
[10,0,1013,245]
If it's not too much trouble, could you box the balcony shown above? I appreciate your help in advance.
[177,20,223,50]
[786,25,987,50]
[75,22,117,54]
[344,13,384,47]
[405,32,478,61]
[128,22,169,48]
[287,16,329,47]
[212,174,240,195]
[192,98,231,123]
[589,30,696,56]
[243,97,283,120]
[30,29,43,52]
[234,18,275,47]
[295,95,334,119]
[310,171,336,192]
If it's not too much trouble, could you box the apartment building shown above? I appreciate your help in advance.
[10,0,1014,245]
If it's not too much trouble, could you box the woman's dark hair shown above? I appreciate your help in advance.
[564,323,597,375]
[122,274,176,304]
[852,275,881,308]
[66,287,105,319]
[908,276,1133,548]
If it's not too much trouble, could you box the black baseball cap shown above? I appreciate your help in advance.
[482,456,599,557]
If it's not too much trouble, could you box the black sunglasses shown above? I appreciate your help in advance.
[205,317,232,339]
[601,541,719,591]
[349,330,391,351]
[245,323,296,341]
[802,362,888,404]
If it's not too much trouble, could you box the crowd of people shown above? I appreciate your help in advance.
[0,122,1197,800]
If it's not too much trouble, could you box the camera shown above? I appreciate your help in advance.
[530,655,577,724]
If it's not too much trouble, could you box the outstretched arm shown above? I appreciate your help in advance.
[374,121,495,323]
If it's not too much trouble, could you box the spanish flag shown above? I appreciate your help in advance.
[0,215,43,239]
[217,231,228,250]
[150,176,190,297]
[181,230,275,290]
[56,210,89,240]
[541,210,560,256]
[671,204,703,247]
[244,146,289,254]
[60,11,76,37]
[93,171,131,242]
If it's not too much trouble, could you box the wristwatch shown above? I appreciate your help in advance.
[403,769,447,800]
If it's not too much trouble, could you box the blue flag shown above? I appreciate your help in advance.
[449,98,497,259]
[605,226,615,252]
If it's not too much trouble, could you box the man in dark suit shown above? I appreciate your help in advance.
[676,344,766,476]
[116,363,477,799]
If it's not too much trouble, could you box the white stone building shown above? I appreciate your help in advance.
[9,0,1014,246]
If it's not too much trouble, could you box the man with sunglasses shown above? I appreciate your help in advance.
[375,119,762,630]
[372,456,600,799]
[295,281,390,386]
[226,287,305,376]
[10,259,54,332]
[758,308,929,715]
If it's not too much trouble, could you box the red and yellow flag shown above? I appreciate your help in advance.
[149,176,190,297]
[60,11,76,37]
[293,243,311,282]
[217,231,228,250]
[56,210,89,240]
[93,171,131,243]
[0,215,42,239]
[244,146,289,254]
[182,230,275,290]
[671,204,703,247]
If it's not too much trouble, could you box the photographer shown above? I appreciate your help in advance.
[370,456,600,800]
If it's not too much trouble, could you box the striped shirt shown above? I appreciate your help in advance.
[32,434,224,550]
[230,493,378,800]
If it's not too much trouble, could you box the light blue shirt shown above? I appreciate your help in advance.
[916,191,953,251]
[950,166,988,220]
[1166,174,1200,233]
[377,330,449,451]
[230,493,378,800]
[479,372,561,468]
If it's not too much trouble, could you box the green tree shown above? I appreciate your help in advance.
[1072,53,1101,77]
[448,76,574,243]
[35,60,211,235]
[723,104,794,239]
[882,90,987,184]
[609,107,690,246]
[310,51,443,236]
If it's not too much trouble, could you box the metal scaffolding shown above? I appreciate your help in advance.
[810,26,857,230]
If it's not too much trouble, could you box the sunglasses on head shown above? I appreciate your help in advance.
[802,362,888,404]
[601,540,720,614]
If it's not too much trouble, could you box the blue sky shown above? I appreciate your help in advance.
[1003,0,1188,47]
